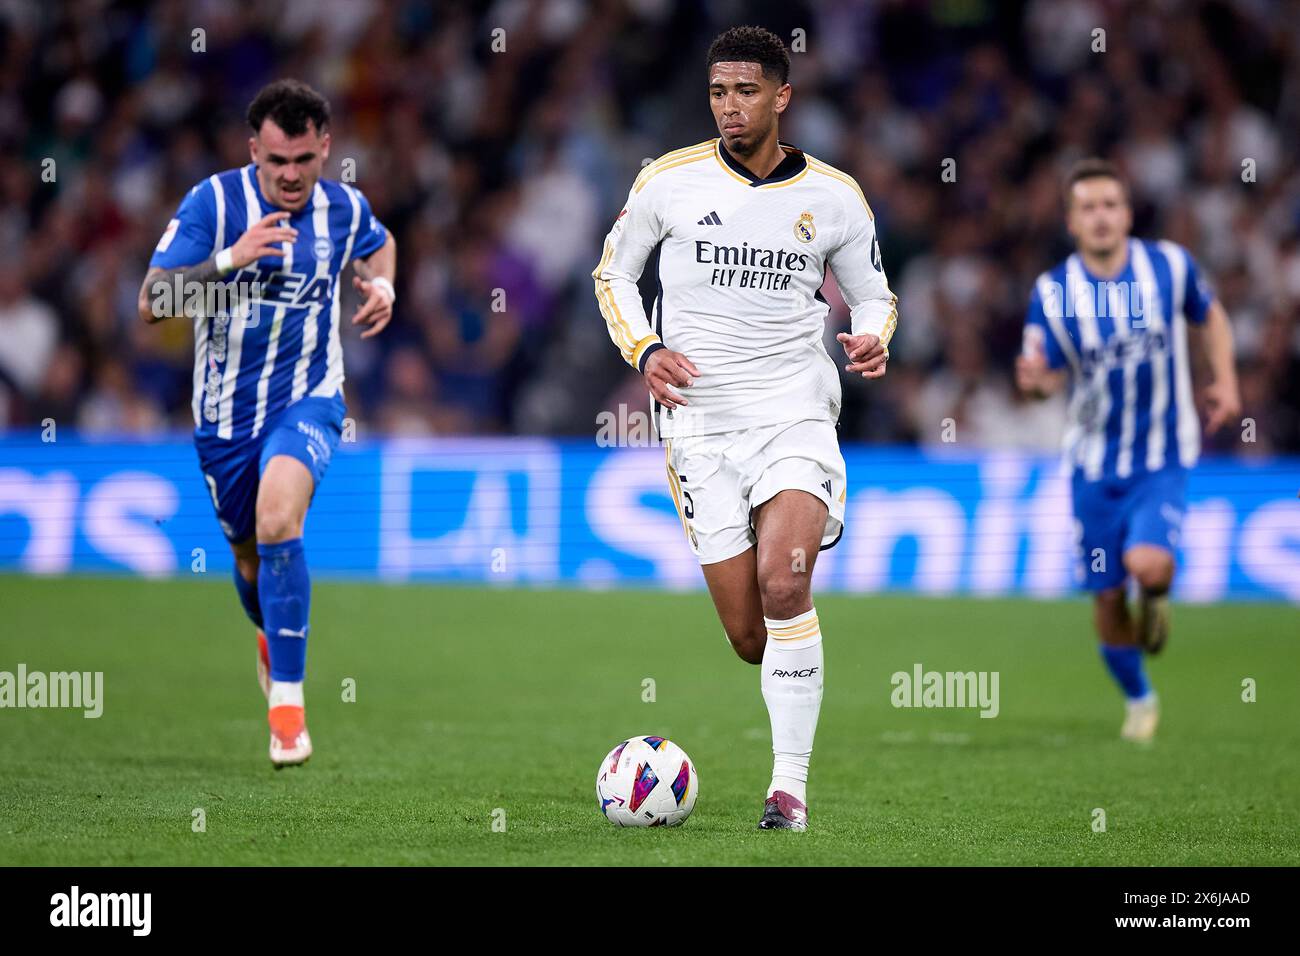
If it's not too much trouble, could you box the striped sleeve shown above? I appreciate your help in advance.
[826,184,897,348]
[1024,276,1069,370]
[150,179,218,269]
[592,174,665,372]
[1179,245,1214,325]
[345,186,388,261]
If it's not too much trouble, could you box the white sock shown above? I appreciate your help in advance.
[761,608,823,804]
[1128,690,1157,709]
[269,680,304,709]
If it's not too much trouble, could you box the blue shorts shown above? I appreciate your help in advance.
[195,393,345,543]
[1072,468,1186,592]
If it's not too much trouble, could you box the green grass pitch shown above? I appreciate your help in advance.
[1,575,1296,866]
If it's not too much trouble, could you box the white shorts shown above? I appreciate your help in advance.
[663,419,847,565]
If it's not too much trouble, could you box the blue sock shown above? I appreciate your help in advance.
[257,538,310,682]
[1100,644,1151,700]
[232,565,262,629]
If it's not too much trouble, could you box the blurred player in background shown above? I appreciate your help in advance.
[593,27,897,829]
[137,79,397,766]
[1017,159,1240,742]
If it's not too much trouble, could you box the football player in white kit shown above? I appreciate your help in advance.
[593,26,897,830]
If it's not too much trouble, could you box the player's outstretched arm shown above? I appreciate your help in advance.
[138,211,298,323]
[351,229,397,340]
[1190,299,1242,434]
[1017,297,1068,399]
[1015,351,1067,399]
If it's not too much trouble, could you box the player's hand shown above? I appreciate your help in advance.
[229,211,298,269]
[1201,379,1242,435]
[1015,351,1050,395]
[644,348,699,409]
[837,331,887,378]
[351,271,395,339]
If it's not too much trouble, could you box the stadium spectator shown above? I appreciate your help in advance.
[0,260,58,412]
[0,0,1295,454]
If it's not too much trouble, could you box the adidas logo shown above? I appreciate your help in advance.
[697,210,722,225]
[821,479,833,496]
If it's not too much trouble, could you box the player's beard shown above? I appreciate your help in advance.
[724,121,771,158]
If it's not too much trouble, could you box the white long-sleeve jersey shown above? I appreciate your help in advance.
[593,138,897,438]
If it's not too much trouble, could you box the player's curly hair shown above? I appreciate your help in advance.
[706,26,790,86]
[247,79,331,137]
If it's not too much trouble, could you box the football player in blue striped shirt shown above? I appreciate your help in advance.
[138,79,397,766]
[1017,158,1240,742]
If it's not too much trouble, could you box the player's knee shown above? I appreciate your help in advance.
[1128,551,1174,593]
[724,624,766,665]
[757,573,809,622]
[255,502,303,544]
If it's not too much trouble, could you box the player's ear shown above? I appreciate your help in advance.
[319,132,331,162]
[248,136,258,164]
[774,82,792,115]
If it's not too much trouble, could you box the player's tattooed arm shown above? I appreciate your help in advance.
[138,211,298,323]
[351,229,397,339]
[137,260,223,323]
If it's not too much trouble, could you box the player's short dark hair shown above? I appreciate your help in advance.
[1065,158,1127,204]
[247,79,330,137]
[706,26,790,86]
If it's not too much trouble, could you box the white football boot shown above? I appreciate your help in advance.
[269,703,313,768]
[262,638,311,768]
[1120,693,1159,743]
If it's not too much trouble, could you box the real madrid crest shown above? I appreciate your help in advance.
[794,210,816,243]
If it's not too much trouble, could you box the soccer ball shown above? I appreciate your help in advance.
[595,735,698,827]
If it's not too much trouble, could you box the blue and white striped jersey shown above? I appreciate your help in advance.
[1024,238,1215,481]
[150,165,388,442]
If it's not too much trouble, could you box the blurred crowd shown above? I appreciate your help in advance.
[2,0,1298,454]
